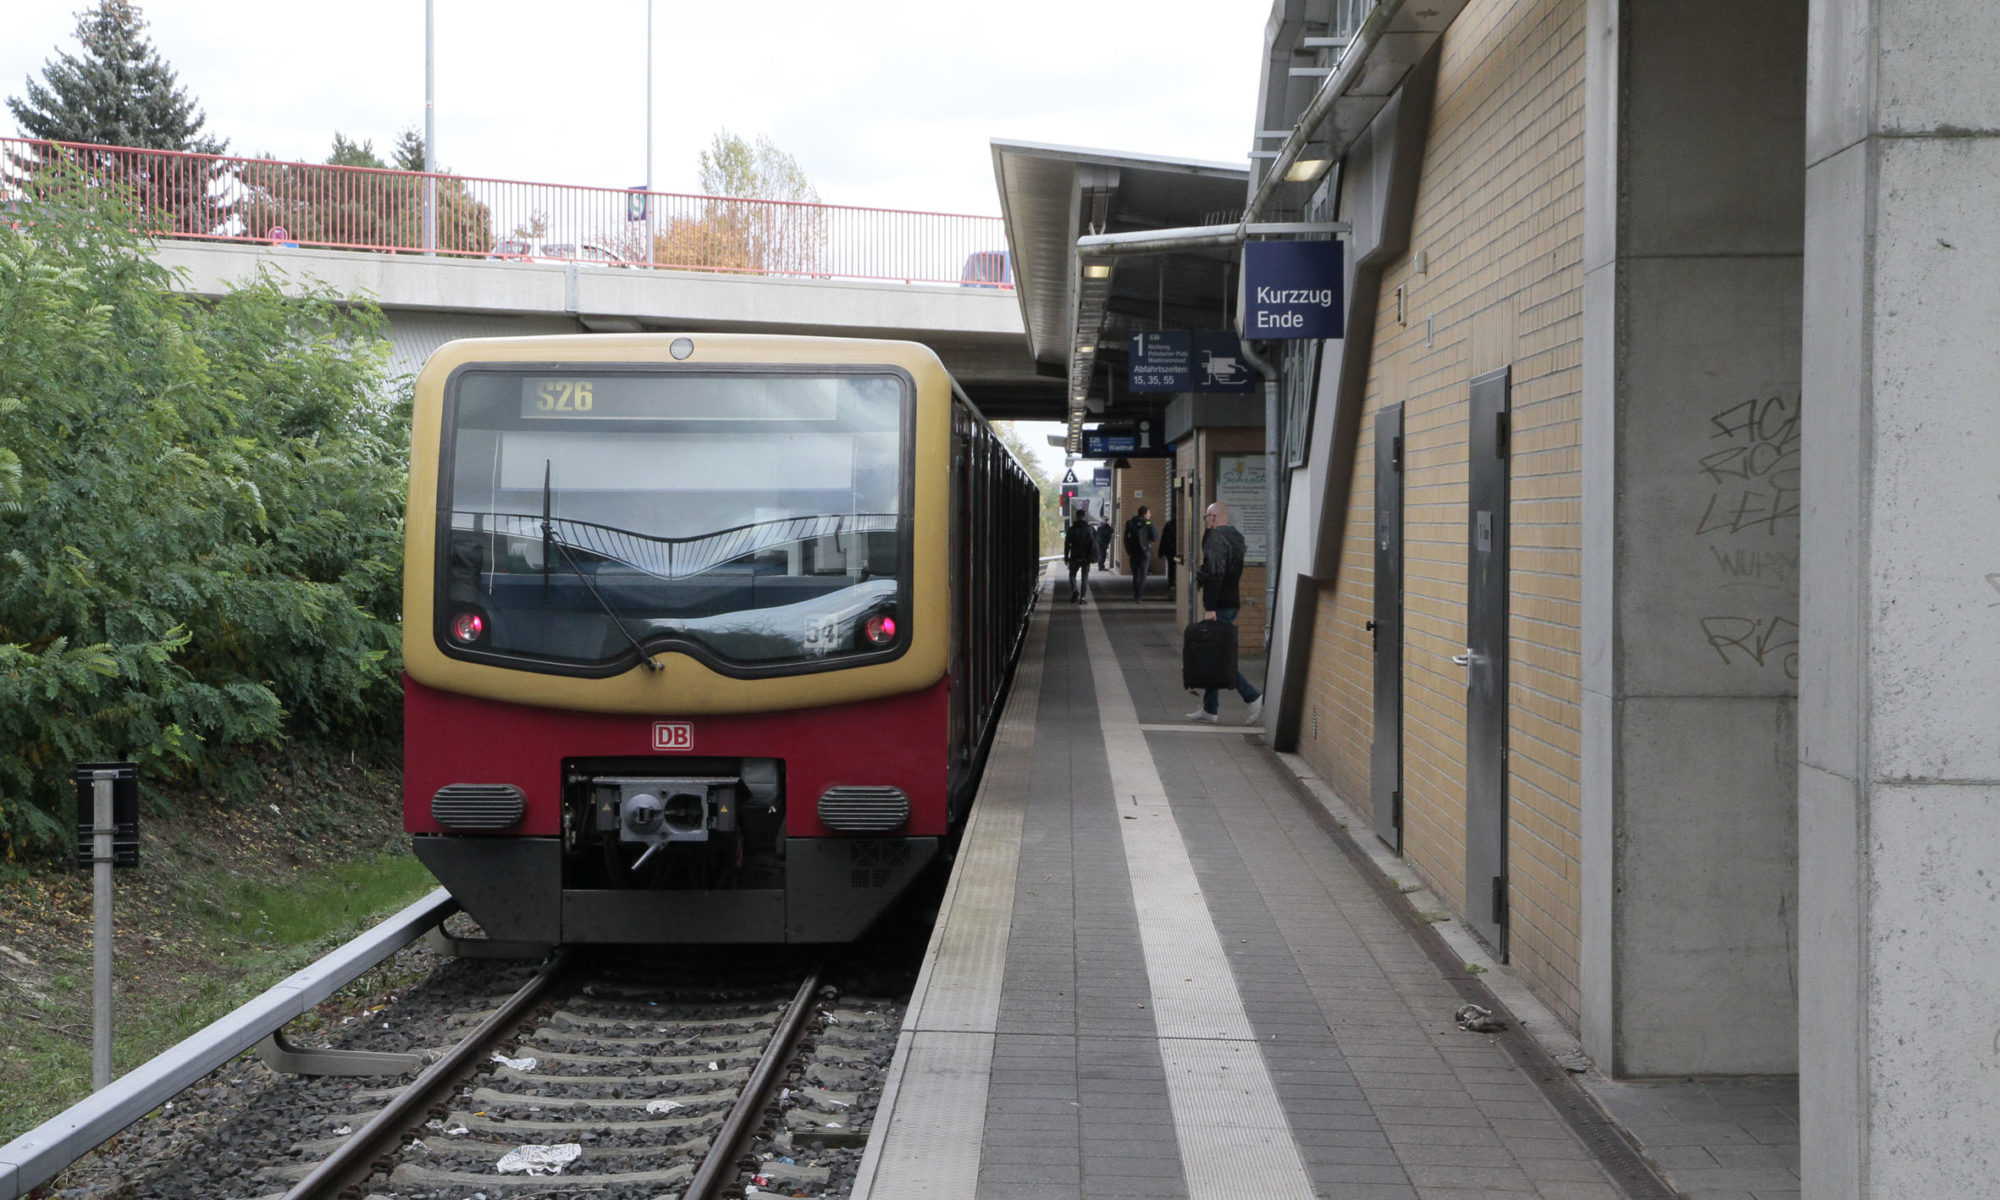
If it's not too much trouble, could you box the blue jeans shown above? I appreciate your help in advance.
[1202,607,1261,714]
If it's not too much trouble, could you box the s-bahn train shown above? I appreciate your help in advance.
[402,333,1040,943]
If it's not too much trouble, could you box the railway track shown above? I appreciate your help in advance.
[28,944,912,1200]
[260,953,837,1200]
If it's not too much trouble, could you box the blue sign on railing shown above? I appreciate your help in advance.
[1128,331,1192,392]
[1242,240,1344,339]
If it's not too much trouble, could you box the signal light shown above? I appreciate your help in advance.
[864,613,897,646]
[449,611,486,644]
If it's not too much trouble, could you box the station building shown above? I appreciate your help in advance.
[994,1,1999,1194]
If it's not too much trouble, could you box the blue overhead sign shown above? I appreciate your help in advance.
[1242,240,1344,339]
[1128,331,1191,392]
[1192,332,1258,393]
[1092,468,1112,487]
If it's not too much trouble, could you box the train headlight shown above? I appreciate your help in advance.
[449,610,487,644]
[864,612,897,646]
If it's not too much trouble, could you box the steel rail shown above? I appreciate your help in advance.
[683,966,826,1200]
[0,888,457,1200]
[281,949,572,1200]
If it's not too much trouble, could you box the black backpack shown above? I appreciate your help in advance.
[1122,516,1142,557]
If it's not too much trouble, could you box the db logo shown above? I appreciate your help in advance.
[652,722,694,752]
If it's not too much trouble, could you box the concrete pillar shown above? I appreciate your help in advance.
[1798,1,2000,1193]
[1581,0,1808,1076]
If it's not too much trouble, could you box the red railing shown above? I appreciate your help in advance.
[0,136,1012,288]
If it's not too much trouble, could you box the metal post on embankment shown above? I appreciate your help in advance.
[89,770,114,1090]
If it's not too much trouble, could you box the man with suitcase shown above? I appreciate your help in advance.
[1188,500,1264,724]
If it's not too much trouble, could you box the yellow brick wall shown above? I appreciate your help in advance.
[1111,458,1172,577]
[1295,0,1586,1027]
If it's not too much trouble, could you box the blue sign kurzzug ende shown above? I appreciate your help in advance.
[1242,239,1344,339]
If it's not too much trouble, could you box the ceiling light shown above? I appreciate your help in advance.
[1285,157,1330,183]
[1083,262,1112,279]
[1077,345,1095,355]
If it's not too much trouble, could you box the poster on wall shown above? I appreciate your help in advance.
[1212,453,1268,565]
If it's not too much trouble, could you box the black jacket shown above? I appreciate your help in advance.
[1063,521,1096,567]
[1197,524,1248,610]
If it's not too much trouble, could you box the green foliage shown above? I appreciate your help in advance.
[326,132,387,169]
[657,130,825,274]
[697,130,819,203]
[994,422,1063,554]
[0,168,406,851]
[236,133,493,254]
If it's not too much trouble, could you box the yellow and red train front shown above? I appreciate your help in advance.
[401,334,960,943]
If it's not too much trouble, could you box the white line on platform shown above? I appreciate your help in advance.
[1137,723,1262,734]
[1079,602,1317,1199]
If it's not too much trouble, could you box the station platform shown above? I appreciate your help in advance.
[850,579,1695,1200]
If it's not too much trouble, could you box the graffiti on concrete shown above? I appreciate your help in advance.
[1710,546,1798,591]
[1699,614,1800,680]
[1695,396,1799,538]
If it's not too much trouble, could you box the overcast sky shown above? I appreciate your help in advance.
[4,1,1268,215]
[5,1,1271,474]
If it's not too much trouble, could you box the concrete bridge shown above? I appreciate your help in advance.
[155,241,1062,420]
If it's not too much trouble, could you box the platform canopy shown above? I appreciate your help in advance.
[988,140,1248,428]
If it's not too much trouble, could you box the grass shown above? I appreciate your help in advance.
[194,853,436,954]
[0,851,435,1143]
[0,748,428,1146]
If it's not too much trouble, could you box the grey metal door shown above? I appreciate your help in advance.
[1463,368,1511,958]
[1369,403,1405,852]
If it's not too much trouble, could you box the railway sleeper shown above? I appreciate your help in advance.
[441,1109,726,1137]
[385,1160,696,1192]
[447,1007,780,1031]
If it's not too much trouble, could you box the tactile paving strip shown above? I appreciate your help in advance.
[850,593,1051,1199]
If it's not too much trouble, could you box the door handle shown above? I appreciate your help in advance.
[1452,648,1474,688]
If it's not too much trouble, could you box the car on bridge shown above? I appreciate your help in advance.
[490,238,634,267]
[959,250,1013,289]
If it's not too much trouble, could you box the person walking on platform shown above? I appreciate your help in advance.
[1188,500,1264,724]
[1093,515,1112,570]
[1062,509,1096,603]
[1123,505,1156,601]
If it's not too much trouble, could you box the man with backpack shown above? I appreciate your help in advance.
[1062,508,1096,603]
[1123,506,1157,601]
[1189,500,1264,724]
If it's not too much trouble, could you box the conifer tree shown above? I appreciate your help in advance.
[7,1,229,235]
[8,1,225,153]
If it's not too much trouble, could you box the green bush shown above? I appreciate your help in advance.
[0,168,406,850]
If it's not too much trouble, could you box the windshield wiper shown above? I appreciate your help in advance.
[542,460,663,672]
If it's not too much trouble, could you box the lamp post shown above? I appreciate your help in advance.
[423,0,437,254]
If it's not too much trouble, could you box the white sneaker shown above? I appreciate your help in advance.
[1186,708,1218,723]
[1244,696,1264,724]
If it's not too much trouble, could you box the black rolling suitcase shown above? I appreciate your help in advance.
[1181,619,1238,690]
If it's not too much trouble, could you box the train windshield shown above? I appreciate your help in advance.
[438,368,910,674]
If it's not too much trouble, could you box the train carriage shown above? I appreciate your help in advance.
[403,333,1039,943]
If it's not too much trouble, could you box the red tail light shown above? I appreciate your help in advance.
[449,611,486,644]
[864,613,897,646]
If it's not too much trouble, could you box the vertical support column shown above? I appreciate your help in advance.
[1799,2,2000,1194]
[1581,0,1808,1075]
